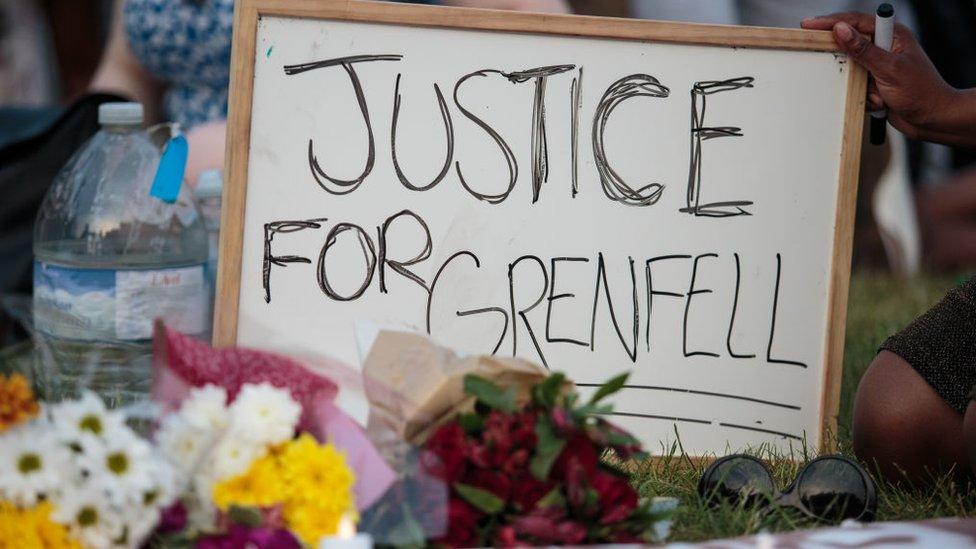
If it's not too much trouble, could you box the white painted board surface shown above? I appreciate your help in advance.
[236,15,851,456]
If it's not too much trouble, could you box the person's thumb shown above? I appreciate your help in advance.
[833,21,892,74]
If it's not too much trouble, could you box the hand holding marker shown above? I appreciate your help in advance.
[870,3,894,145]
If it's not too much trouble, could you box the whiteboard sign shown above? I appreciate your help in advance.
[219,1,866,456]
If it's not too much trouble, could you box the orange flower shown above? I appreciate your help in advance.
[0,374,39,432]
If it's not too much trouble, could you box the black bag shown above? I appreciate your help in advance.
[0,93,126,343]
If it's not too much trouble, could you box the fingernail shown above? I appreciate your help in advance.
[835,22,855,41]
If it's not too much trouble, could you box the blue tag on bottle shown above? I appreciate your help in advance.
[150,135,188,203]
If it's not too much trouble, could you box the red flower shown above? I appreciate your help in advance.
[511,411,538,449]
[553,520,588,545]
[440,498,483,548]
[494,526,522,547]
[591,471,639,524]
[511,472,554,512]
[552,433,599,480]
[550,407,575,436]
[466,440,491,469]
[513,509,587,545]
[423,423,468,482]
[563,457,592,513]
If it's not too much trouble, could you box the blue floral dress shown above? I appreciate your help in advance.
[125,0,235,129]
[124,0,435,129]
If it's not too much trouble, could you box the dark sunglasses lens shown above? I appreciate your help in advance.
[796,458,870,521]
[700,457,775,506]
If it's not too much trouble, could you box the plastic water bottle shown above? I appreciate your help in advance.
[195,168,223,336]
[32,103,208,407]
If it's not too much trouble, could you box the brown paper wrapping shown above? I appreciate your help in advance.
[363,331,549,448]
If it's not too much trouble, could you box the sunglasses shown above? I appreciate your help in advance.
[697,454,877,523]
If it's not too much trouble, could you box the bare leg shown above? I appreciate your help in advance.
[853,350,968,485]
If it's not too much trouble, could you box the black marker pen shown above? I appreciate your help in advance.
[870,3,894,145]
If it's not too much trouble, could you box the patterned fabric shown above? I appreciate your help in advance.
[881,276,976,413]
[124,0,234,129]
[124,0,437,129]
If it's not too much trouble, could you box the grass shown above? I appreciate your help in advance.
[630,271,976,542]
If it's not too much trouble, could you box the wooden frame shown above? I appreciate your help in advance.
[216,0,867,452]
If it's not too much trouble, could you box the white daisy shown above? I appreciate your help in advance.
[79,427,155,505]
[0,423,66,506]
[155,413,213,481]
[227,383,301,446]
[179,384,229,432]
[125,508,163,549]
[52,484,125,549]
[141,455,178,511]
[49,391,127,443]
[209,434,263,482]
[106,456,176,549]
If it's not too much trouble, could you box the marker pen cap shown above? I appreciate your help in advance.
[875,3,895,51]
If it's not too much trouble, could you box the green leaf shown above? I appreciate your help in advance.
[588,372,630,404]
[454,483,506,514]
[535,486,566,510]
[227,505,263,528]
[572,403,614,418]
[458,412,484,434]
[532,372,566,407]
[605,429,640,446]
[530,416,567,480]
[464,375,517,412]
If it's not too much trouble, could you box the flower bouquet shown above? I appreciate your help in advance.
[0,375,176,548]
[429,372,667,546]
[358,330,673,548]
[1,322,393,549]
[153,382,356,548]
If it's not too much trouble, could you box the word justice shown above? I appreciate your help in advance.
[283,55,756,218]
[262,210,808,369]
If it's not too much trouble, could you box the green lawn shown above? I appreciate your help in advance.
[633,271,976,542]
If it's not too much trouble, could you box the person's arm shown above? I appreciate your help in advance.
[802,12,976,149]
[440,0,570,13]
[89,0,164,123]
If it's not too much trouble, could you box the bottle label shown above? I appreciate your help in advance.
[34,262,206,341]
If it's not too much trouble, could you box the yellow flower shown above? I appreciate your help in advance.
[0,500,82,549]
[210,434,357,546]
[213,450,286,510]
[278,434,356,544]
[0,374,39,432]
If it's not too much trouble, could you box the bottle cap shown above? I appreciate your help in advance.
[195,169,224,198]
[98,102,144,126]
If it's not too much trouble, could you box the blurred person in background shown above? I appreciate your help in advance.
[90,0,569,189]
[0,0,57,108]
